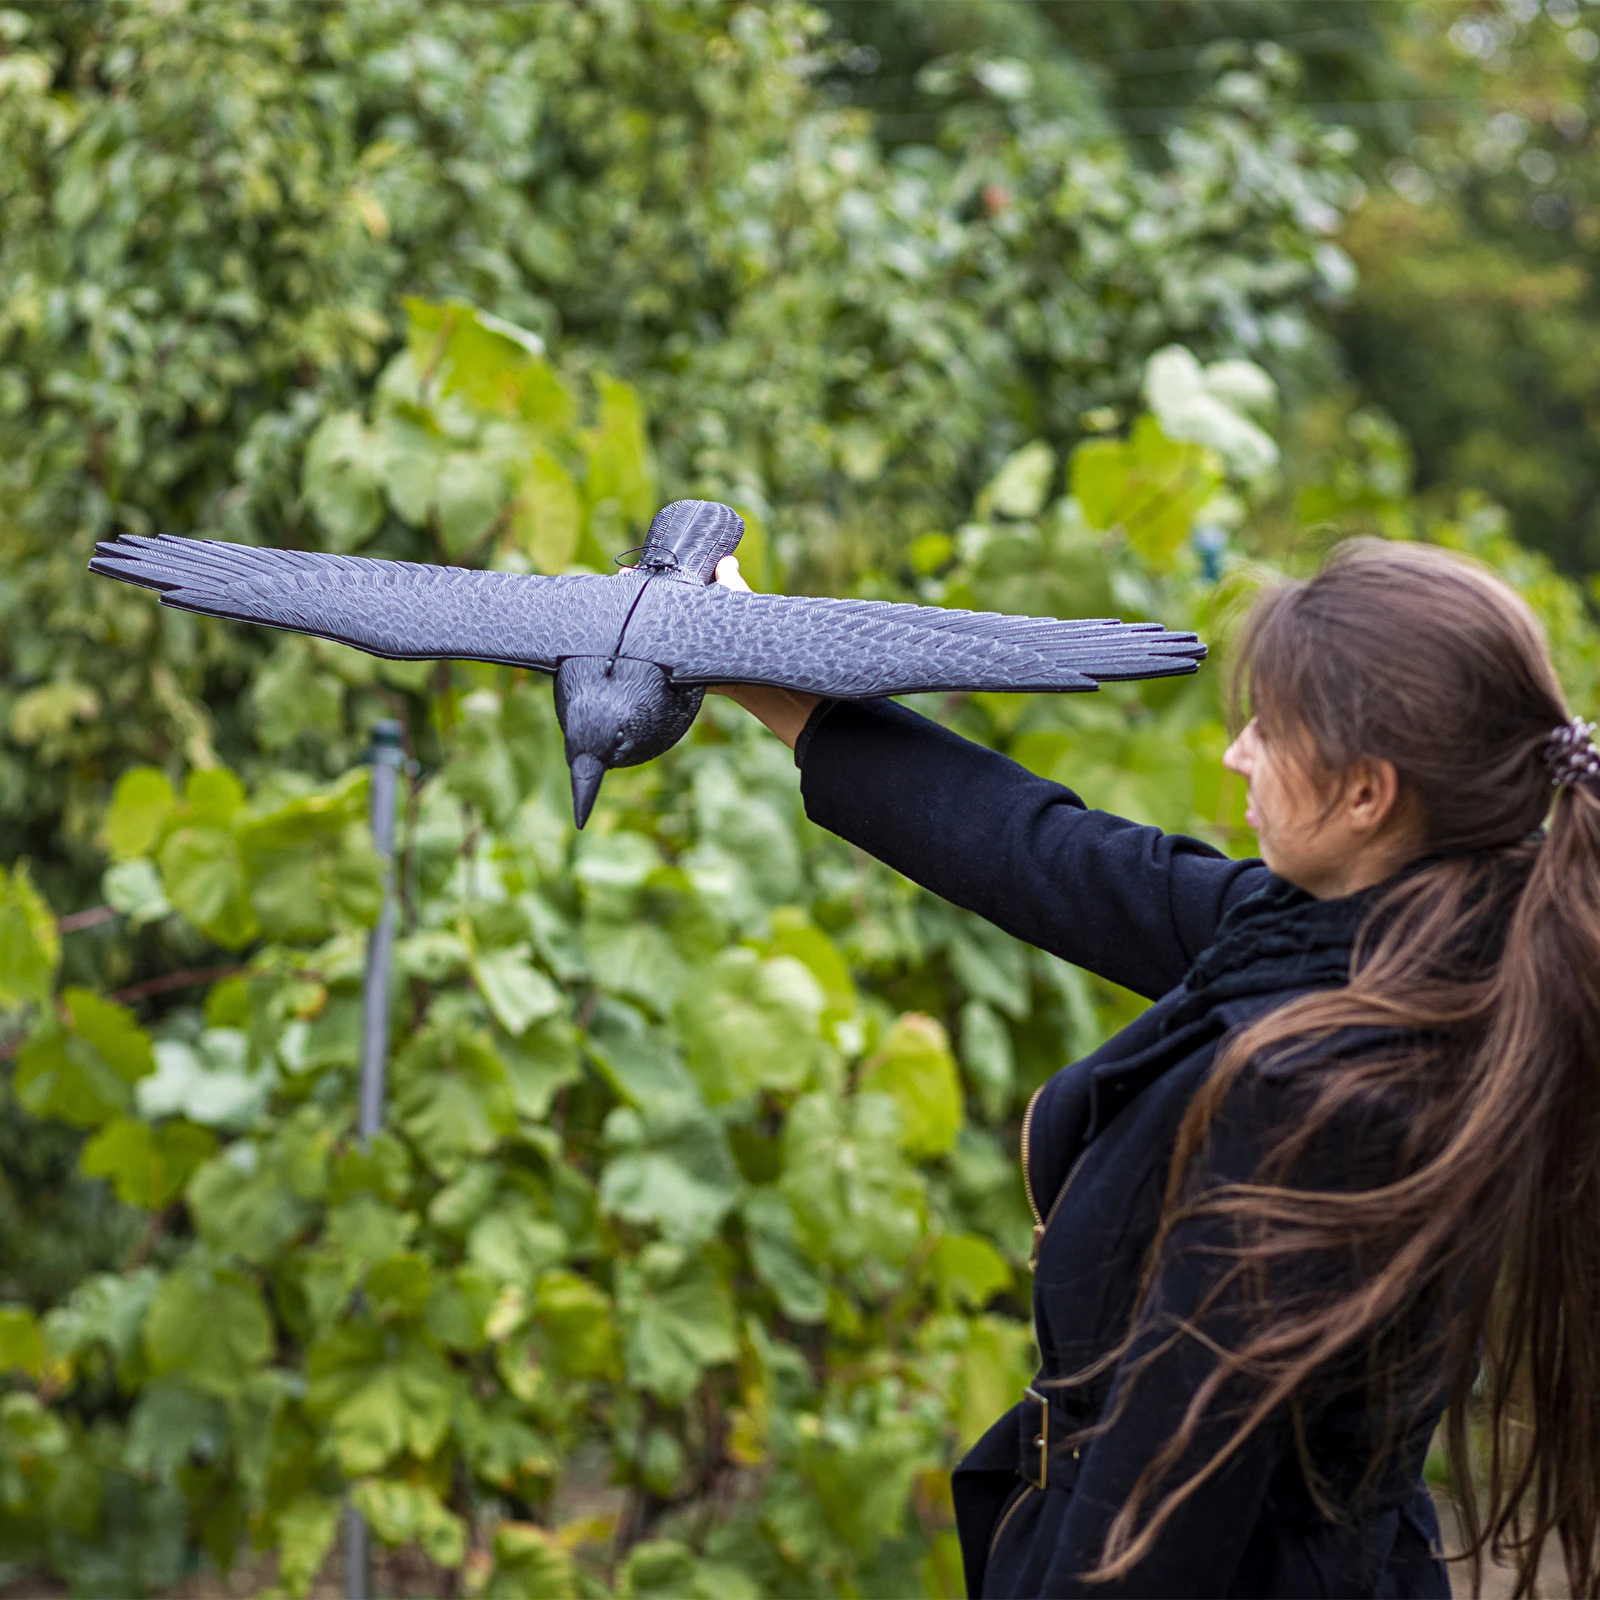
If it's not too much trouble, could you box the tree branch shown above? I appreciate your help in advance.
[109,964,247,1005]
[58,905,119,933]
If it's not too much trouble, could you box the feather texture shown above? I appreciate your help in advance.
[627,582,1203,695]
[90,534,621,671]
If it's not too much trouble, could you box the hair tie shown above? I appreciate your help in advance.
[1543,716,1600,788]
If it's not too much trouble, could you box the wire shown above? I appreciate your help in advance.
[1105,27,1378,71]
[863,93,1558,118]
[825,1,1411,6]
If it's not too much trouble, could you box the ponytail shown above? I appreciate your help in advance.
[1467,773,1600,1597]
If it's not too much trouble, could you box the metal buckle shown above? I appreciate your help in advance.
[1025,1386,1048,1490]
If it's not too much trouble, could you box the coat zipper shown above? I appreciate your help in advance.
[1021,1083,1088,1271]
[988,1482,1037,1558]
[996,1093,1088,1563]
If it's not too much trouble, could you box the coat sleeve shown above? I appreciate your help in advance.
[1032,1073,1408,1598]
[798,698,1267,998]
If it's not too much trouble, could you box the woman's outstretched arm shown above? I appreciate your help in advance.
[709,558,1265,998]
[801,699,1262,997]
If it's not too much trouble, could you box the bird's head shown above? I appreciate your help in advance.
[553,656,706,828]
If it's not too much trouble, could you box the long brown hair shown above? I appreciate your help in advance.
[1089,540,1600,1596]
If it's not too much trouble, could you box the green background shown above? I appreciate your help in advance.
[0,3,1594,1594]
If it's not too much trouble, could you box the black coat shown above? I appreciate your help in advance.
[797,700,1450,1600]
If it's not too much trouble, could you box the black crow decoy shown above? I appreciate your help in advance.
[90,500,1206,827]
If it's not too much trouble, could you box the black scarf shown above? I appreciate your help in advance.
[1162,874,1380,1035]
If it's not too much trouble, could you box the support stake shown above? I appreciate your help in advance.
[358,721,404,1141]
[346,719,404,1600]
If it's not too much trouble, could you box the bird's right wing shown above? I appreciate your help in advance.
[89,534,628,671]
[625,584,1205,695]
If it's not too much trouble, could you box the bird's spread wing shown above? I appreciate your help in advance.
[89,535,627,671]
[623,584,1204,695]
[89,535,1205,694]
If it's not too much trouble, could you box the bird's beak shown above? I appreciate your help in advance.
[570,753,606,830]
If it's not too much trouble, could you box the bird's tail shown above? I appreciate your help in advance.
[635,500,743,586]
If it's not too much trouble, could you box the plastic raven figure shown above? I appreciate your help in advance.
[90,499,1206,827]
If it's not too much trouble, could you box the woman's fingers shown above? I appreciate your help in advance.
[714,554,752,593]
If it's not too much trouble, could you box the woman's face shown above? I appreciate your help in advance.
[1222,718,1421,899]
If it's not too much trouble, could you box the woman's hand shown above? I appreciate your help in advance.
[706,555,820,751]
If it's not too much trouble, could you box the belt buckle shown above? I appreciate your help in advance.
[1024,1386,1048,1490]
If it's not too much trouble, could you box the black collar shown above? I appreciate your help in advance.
[1162,873,1381,1036]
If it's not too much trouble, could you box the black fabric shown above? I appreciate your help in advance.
[1164,872,1376,1033]
[791,696,839,769]
[798,700,1453,1600]
[800,698,1265,997]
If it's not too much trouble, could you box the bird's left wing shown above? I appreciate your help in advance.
[89,535,626,671]
[623,584,1204,695]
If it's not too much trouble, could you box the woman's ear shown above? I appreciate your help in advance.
[1344,755,1405,836]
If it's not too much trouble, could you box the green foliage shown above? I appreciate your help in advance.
[0,0,1356,921]
[5,323,1597,1595]
[79,1118,215,1211]
[815,0,1400,152]
[859,1014,964,1160]
[302,296,654,572]
[15,990,153,1128]
[0,1307,44,1381]
[0,321,1306,1589]
[1072,417,1222,570]
[1,4,1592,1594]
[0,665,1060,1590]
[0,863,58,1008]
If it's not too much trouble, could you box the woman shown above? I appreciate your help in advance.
[712,538,1600,1599]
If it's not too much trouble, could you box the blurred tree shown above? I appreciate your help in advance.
[811,0,1110,144]
[0,2,1358,1428]
[810,0,1600,584]
[816,0,1410,151]
[1336,0,1600,578]
[1034,0,1411,145]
